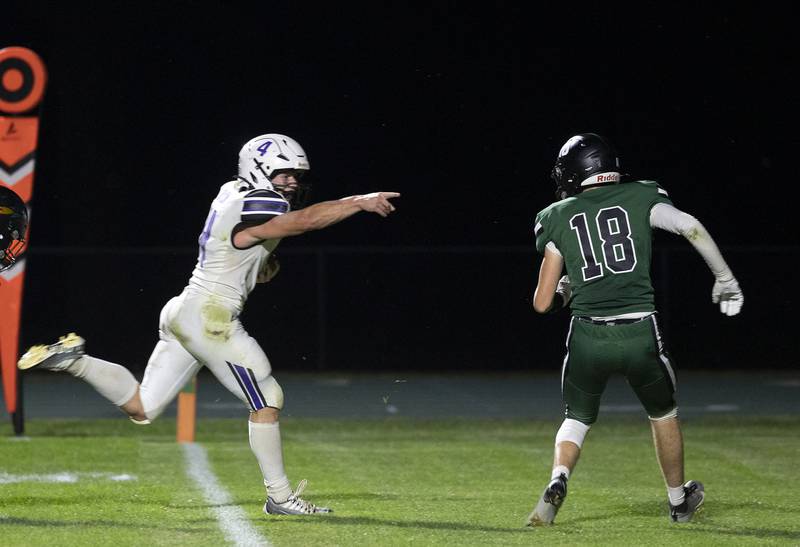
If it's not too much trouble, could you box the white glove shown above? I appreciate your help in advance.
[556,275,572,304]
[712,277,743,316]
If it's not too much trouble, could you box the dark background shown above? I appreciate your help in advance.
[4,3,797,374]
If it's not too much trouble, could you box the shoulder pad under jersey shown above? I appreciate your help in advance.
[241,189,290,223]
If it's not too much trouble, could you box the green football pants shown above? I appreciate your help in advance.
[561,314,677,425]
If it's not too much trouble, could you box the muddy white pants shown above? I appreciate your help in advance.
[139,288,283,420]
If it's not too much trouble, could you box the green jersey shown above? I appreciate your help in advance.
[534,180,673,317]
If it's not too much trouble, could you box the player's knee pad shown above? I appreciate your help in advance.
[258,375,284,410]
[649,407,678,421]
[555,418,591,449]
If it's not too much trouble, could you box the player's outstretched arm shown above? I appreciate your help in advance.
[650,203,743,316]
[235,192,400,246]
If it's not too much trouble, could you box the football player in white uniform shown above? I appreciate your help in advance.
[18,133,400,515]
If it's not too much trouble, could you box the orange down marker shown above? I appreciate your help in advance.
[0,46,47,435]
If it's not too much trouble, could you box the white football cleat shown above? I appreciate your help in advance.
[264,480,331,515]
[670,480,705,523]
[526,473,568,526]
[17,333,85,371]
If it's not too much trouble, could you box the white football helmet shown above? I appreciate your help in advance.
[238,134,310,189]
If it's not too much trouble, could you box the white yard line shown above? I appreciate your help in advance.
[182,443,270,547]
[0,472,136,484]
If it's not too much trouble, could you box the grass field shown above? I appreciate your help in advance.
[1,416,798,546]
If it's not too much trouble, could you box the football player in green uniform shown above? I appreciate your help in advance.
[526,133,743,526]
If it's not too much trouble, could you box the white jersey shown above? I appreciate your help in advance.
[187,180,289,311]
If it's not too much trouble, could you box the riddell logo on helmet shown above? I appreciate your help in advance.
[596,173,620,183]
[581,172,620,187]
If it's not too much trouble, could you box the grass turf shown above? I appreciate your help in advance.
[1,416,798,546]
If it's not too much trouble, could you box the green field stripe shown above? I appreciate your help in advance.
[1,417,798,546]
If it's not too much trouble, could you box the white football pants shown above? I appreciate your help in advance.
[139,288,283,420]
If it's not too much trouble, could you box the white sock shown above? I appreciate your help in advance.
[668,485,685,506]
[67,355,139,407]
[249,421,292,503]
[552,465,570,481]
